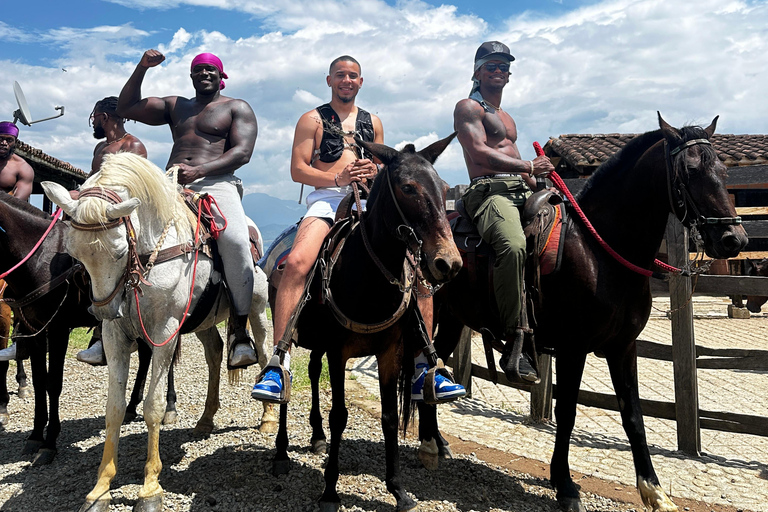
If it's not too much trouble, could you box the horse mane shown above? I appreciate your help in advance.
[0,192,52,221]
[78,152,193,238]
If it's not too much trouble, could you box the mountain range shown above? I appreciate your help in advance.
[242,192,305,248]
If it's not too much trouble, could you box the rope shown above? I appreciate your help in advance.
[0,208,63,280]
[533,142,681,279]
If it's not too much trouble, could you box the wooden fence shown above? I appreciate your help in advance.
[447,165,768,456]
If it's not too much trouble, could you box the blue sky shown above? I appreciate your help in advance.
[3,0,767,201]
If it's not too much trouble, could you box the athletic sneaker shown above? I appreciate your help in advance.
[251,369,290,402]
[411,363,466,403]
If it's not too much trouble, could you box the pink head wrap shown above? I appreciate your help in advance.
[0,122,19,138]
[191,53,228,90]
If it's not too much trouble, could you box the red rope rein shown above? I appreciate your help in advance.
[0,208,63,280]
[533,141,681,279]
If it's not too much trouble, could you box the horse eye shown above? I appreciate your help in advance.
[401,184,416,195]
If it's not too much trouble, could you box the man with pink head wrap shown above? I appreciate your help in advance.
[117,49,260,369]
[0,122,34,201]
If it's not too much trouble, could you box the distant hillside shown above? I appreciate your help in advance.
[243,192,304,246]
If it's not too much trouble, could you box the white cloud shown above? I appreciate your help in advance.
[8,0,768,205]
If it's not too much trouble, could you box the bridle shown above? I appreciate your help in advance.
[665,138,742,230]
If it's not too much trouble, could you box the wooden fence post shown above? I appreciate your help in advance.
[666,214,701,456]
[453,326,473,398]
[530,353,553,421]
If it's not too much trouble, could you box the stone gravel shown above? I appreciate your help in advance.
[0,330,641,512]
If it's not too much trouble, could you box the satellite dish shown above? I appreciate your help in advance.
[12,81,65,126]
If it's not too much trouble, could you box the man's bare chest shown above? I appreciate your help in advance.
[483,112,517,146]
[172,103,232,138]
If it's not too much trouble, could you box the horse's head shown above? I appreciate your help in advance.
[42,153,192,320]
[745,258,768,313]
[357,134,462,285]
[658,113,748,259]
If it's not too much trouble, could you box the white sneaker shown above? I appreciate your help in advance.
[77,340,106,366]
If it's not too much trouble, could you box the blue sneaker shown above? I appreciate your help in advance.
[411,364,466,403]
[251,369,288,402]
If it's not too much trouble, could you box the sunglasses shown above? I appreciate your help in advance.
[484,63,510,73]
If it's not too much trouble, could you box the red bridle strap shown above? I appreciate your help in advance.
[0,208,63,280]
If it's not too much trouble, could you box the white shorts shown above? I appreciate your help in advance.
[305,186,364,222]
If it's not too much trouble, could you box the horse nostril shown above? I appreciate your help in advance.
[722,233,746,252]
[434,257,451,278]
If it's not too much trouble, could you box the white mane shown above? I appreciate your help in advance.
[74,152,193,252]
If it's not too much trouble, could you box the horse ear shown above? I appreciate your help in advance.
[41,181,78,218]
[105,198,141,220]
[745,257,755,275]
[704,115,719,138]
[657,112,683,146]
[356,138,399,165]
[418,132,457,165]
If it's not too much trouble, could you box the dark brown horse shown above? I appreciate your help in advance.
[746,258,768,313]
[423,115,747,512]
[0,192,171,463]
[271,135,461,512]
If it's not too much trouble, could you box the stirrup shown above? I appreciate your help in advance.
[499,328,540,385]
[255,354,292,404]
[422,358,457,405]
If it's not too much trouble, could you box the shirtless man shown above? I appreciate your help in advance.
[251,56,465,404]
[0,121,34,362]
[453,41,554,383]
[75,97,148,365]
[117,49,260,368]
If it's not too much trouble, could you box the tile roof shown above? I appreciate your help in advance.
[15,139,86,178]
[544,134,768,172]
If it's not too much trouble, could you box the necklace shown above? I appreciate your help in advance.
[484,99,502,111]
[107,133,129,145]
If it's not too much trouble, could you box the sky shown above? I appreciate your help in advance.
[2,0,767,201]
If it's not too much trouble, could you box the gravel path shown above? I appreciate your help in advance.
[0,330,642,512]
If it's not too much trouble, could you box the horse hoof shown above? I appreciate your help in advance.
[438,445,453,459]
[192,421,214,436]
[318,501,340,512]
[557,495,586,512]
[17,384,30,399]
[162,410,178,425]
[0,411,9,427]
[134,494,163,512]
[21,439,44,456]
[79,499,111,512]
[418,439,439,470]
[396,496,418,512]
[123,411,138,424]
[259,420,278,434]
[272,458,290,476]
[32,448,57,465]
[310,438,327,455]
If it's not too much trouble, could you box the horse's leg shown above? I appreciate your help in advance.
[0,359,8,427]
[164,362,178,425]
[251,269,278,433]
[272,403,291,475]
[309,349,327,454]
[32,328,67,465]
[126,340,151,424]
[16,358,30,399]
[192,327,222,435]
[23,332,48,456]
[318,351,348,511]
[377,347,416,512]
[135,341,173,512]
[82,324,131,512]
[550,350,588,512]
[606,344,678,512]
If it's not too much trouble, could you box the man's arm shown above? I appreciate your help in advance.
[10,158,34,201]
[126,138,148,158]
[176,100,257,184]
[454,99,551,176]
[289,112,343,187]
[116,50,171,126]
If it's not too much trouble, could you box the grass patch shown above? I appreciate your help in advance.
[68,328,92,351]
[289,351,330,392]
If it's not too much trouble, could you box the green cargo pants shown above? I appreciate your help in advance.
[462,175,532,336]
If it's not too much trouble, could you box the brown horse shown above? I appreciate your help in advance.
[746,258,768,313]
[423,115,747,512]
[0,279,30,428]
[271,135,461,512]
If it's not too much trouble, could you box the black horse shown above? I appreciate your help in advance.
[422,115,747,512]
[271,135,462,512]
[0,192,174,463]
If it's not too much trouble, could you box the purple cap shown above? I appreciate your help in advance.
[0,122,19,138]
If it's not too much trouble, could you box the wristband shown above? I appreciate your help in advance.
[529,160,535,175]
[334,173,340,186]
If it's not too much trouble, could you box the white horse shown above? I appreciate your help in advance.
[43,153,272,512]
